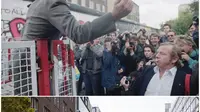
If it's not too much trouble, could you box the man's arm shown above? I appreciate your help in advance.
[48,2,116,44]
[47,0,133,44]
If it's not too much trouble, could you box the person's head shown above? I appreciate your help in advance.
[193,16,199,27]
[104,37,112,49]
[139,35,147,45]
[150,33,160,46]
[174,35,197,54]
[167,30,176,42]
[155,42,182,69]
[109,32,117,40]
[144,45,155,59]
[189,24,197,35]
[163,24,171,34]
[137,29,146,36]
[130,35,139,46]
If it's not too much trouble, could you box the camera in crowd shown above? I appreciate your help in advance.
[126,42,135,54]
[129,42,134,47]
[125,76,132,84]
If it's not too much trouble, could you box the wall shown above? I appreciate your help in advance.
[1,0,30,41]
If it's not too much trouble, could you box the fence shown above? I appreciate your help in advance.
[1,41,38,96]
[1,39,76,96]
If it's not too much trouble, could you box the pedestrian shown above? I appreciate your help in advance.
[102,38,124,95]
[160,24,171,43]
[81,39,104,95]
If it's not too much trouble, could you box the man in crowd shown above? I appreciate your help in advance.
[121,42,189,96]
[149,33,160,51]
[160,24,171,43]
[188,23,197,37]
[102,37,124,95]
[167,30,176,42]
[138,35,148,47]
[192,16,199,48]
[21,0,133,43]
[121,36,138,76]
[74,44,84,95]
[81,39,104,95]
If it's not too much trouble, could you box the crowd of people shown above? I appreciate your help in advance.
[18,0,198,96]
[74,17,199,96]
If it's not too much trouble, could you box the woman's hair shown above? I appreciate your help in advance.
[143,45,155,53]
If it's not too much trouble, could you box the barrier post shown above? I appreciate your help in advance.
[36,40,50,95]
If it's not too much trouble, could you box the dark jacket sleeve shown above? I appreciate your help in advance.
[122,65,154,95]
[48,1,116,44]
[103,51,113,69]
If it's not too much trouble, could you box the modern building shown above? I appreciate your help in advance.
[30,97,76,112]
[68,0,107,13]
[76,97,92,112]
[92,107,101,112]
[107,0,140,23]
[165,103,171,112]
[169,97,199,112]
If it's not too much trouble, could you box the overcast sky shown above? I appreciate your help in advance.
[133,0,193,28]
[89,96,177,112]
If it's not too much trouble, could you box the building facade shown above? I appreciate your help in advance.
[92,107,101,112]
[76,97,92,112]
[169,97,199,112]
[30,97,76,112]
[165,103,171,112]
[68,0,107,12]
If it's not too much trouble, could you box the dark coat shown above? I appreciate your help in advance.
[101,49,123,89]
[125,66,188,96]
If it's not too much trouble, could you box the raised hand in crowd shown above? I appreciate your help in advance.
[120,76,130,91]
[112,0,133,20]
[181,52,191,61]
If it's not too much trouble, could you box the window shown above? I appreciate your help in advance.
[63,101,67,112]
[82,0,86,6]
[43,107,50,112]
[54,98,57,105]
[96,4,101,11]
[89,0,94,9]
[31,98,38,112]
[86,0,89,7]
[78,0,81,5]
[72,0,78,4]
[102,5,105,12]
[57,98,60,108]
[84,97,88,107]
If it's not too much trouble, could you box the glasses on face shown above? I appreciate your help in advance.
[168,35,174,37]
